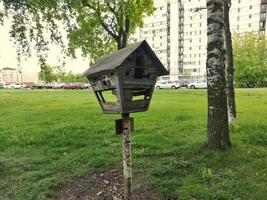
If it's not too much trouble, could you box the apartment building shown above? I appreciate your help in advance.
[0,67,38,83]
[182,0,207,80]
[22,72,38,83]
[0,67,18,83]
[0,70,3,83]
[141,0,179,80]
[140,0,267,80]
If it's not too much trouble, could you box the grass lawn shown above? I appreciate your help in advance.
[0,89,266,200]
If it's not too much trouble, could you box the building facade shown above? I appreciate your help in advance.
[141,0,179,80]
[0,67,38,83]
[0,71,3,83]
[140,0,267,81]
[0,67,18,83]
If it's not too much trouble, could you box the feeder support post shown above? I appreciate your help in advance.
[122,113,132,199]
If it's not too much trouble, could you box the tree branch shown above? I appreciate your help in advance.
[193,6,207,13]
[106,2,118,16]
[82,0,119,40]
[124,17,130,35]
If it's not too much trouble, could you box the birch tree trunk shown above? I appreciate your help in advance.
[224,0,237,123]
[206,0,231,150]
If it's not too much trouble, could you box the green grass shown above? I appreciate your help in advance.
[0,89,266,200]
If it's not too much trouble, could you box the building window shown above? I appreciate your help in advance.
[248,23,251,27]
[249,15,252,18]
[238,8,241,12]
[249,5,252,9]
[237,16,240,21]
[260,21,265,28]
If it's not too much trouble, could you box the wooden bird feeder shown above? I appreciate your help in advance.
[83,40,168,199]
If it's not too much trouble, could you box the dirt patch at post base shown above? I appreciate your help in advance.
[56,168,164,200]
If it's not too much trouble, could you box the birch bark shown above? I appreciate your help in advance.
[206,0,231,150]
[122,113,132,199]
[224,0,237,123]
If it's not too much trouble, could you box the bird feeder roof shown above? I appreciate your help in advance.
[83,40,169,76]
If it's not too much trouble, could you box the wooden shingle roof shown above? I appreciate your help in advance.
[83,40,168,76]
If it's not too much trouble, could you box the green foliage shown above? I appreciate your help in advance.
[1,0,154,64]
[59,71,87,83]
[0,0,68,65]
[38,66,87,83]
[67,0,154,60]
[201,167,214,181]
[0,90,266,199]
[38,65,56,83]
[233,33,267,88]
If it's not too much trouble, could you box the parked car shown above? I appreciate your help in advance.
[43,83,56,89]
[23,83,34,89]
[187,80,207,89]
[53,83,65,89]
[179,80,189,88]
[155,81,181,89]
[9,83,23,89]
[3,83,10,89]
[0,83,4,89]
[31,83,45,89]
[63,83,88,90]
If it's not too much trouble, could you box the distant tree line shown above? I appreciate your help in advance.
[38,66,87,83]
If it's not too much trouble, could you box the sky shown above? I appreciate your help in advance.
[0,20,90,75]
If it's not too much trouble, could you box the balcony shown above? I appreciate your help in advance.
[259,26,266,31]
[261,7,267,13]
[260,13,266,21]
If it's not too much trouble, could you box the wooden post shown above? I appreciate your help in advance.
[122,113,132,199]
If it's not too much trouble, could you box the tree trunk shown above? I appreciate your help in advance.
[205,0,231,150]
[117,38,123,49]
[122,113,132,199]
[224,0,237,123]
[117,34,128,50]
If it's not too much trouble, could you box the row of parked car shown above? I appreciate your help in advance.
[155,80,207,89]
[1,80,207,90]
[0,82,90,90]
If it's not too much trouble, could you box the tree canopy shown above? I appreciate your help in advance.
[0,0,154,64]
[233,33,267,88]
[0,0,67,66]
